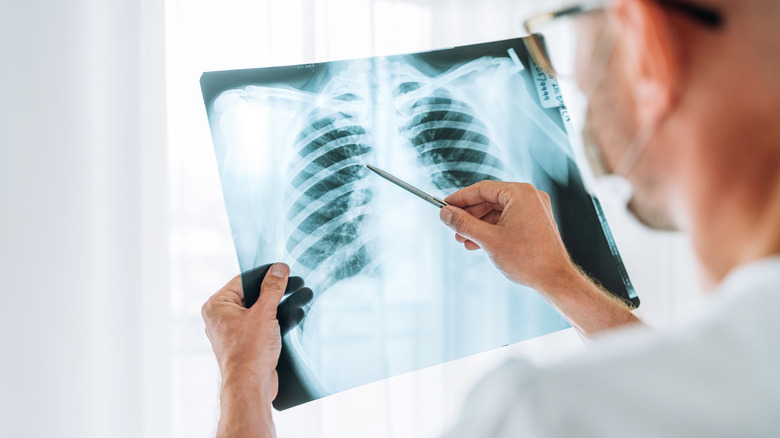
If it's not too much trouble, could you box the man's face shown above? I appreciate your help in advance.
[575,12,678,231]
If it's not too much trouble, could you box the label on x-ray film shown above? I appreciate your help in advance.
[530,57,565,109]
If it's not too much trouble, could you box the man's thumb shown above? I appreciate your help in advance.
[439,206,490,244]
[252,263,289,318]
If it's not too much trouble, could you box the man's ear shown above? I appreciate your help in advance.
[615,0,682,125]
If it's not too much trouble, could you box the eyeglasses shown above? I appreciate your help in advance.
[523,0,724,78]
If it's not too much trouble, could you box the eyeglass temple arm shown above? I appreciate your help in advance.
[523,1,606,34]
[524,0,723,33]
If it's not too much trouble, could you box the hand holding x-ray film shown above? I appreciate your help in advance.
[201,37,638,410]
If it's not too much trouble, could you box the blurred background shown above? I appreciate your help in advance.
[0,0,699,437]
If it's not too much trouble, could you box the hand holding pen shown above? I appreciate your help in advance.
[367,165,573,292]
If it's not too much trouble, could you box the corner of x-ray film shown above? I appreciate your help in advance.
[201,38,636,409]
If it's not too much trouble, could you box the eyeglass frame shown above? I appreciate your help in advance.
[522,0,725,77]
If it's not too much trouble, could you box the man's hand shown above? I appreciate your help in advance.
[202,263,291,438]
[240,263,313,337]
[439,181,641,336]
[439,181,575,291]
[203,263,288,389]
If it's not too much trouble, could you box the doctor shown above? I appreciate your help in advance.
[202,0,780,436]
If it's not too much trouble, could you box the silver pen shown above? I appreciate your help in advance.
[366,164,448,209]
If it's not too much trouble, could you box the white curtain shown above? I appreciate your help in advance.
[0,1,168,437]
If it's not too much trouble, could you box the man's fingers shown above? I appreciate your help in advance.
[276,287,312,335]
[464,201,501,220]
[252,263,290,317]
[482,210,502,225]
[444,181,506,208]
[440,205,493,245]
[454,234,481,250]
[278,308,306,337]
[277,288,313,316]
[455,234,482,250]
[242,266,305,309]
[464,240,481,251]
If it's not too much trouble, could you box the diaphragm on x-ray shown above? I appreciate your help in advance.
[201,38,638,410]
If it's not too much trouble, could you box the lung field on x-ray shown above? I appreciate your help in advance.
[285,93,376,291]
[395,82,504,191]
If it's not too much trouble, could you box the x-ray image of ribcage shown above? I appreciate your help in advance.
[202,39,638,410]
[394,82,505,190]
[285,101,377,292]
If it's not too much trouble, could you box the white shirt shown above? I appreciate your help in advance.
[445,256,780,437]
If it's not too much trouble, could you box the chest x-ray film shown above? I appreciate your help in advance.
[201,38,638,410]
